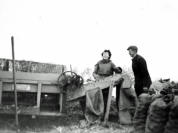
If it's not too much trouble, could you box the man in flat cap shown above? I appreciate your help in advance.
[127,46,152,97]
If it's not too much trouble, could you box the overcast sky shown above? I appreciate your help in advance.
[0,0,178,81]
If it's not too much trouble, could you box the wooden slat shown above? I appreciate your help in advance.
[0,71,60,82]
[2,79,38,84]
[1,79,58,85]
[0,105,64,116]
[38,111,64,116]
[3,83,37,92]
[42,85,60,93]
[2,83,61,93]
[0,105,40,115]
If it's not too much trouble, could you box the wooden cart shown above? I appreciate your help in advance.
[0,71,64,116]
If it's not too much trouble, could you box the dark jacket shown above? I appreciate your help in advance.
[132,54,152,89]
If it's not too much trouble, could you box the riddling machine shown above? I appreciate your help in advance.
[0,70,131,116]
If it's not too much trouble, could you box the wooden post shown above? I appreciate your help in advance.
[0,81,2,104]
[37,83,42,109]
[11,36,19,127]
[59,92,63,113]
[103,81,114,125]
[59,88,66,113]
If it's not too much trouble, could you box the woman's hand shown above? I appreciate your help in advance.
[93,73,102,81]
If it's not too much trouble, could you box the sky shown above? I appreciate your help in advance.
[0,0,178,81]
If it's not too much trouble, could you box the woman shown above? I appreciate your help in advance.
[93,49,122,118]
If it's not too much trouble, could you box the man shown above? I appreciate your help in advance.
[127,46,152,97]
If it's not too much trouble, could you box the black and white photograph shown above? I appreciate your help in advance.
[0,0,178,133]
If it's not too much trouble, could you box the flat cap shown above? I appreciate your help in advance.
[127,45,138,51]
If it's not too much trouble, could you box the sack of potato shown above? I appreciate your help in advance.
[132,93,153,133]
[164,96,178,133]
[145,97,172,133]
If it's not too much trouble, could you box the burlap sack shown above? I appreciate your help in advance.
[84,87,104,123]
[164,96,178,133]
[145,98,171,133]
[119,87,137,125]
[132,93,153,133]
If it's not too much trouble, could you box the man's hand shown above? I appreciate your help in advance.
[143,87,148,93]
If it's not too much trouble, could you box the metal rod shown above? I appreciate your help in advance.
[11,36,19,127]
[70,64,72,72]
[70,64,73,76]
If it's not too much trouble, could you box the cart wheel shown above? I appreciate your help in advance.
[58,71,84,88]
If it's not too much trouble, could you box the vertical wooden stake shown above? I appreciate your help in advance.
[103,82,114,125]
[0,81,2,104]
[11,36,19,127]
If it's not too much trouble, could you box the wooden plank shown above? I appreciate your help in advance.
[1,79,58,85]
[0,105,40,115]
[38,111,64,116]
[2,83,61,93]
[0,71,60,82]
[103,82,114,125]
[2,79,38,84]
[0,105,64,116]
[3,83,37,92]
[0,111,64,116]
[42,85,60,93]
[67,73,132,101]
[19,106,40,115]
[0,81,2,104]
[37,83,42,108]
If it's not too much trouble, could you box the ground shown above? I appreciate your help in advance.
[0,98,133,133]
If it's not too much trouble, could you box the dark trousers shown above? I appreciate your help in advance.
[135,87,143,97]
[102,87,109,115]
[134,85,144,97]
[102,83,122,115]
[116,84,121,112]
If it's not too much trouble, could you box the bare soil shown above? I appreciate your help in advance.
[0,99,133,133]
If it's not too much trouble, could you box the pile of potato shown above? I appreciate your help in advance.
[133,80,178,133]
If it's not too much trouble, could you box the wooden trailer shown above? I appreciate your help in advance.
[0,71,65,116]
